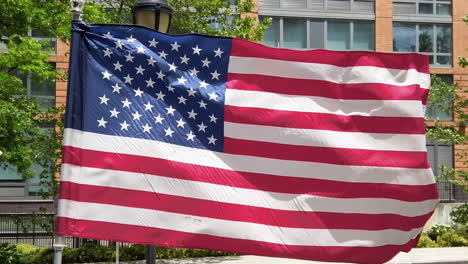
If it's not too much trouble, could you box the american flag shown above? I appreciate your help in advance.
[57,22,439,264]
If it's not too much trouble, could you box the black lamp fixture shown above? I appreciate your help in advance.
[132,0,173,33]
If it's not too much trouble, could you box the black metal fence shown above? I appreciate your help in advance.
[437,181,468,202]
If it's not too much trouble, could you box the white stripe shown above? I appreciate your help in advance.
[225,89,423,118]
[61,164,438,217]
[58,199,423,247]
[224,122,427,152]
[63,129,435,185]
[228,56,430,89]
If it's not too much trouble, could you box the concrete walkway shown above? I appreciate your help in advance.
[79,247,468,264]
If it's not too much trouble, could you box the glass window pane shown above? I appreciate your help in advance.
[439,145,453,170]
[0,165,22,180]
[327,21,350,50]
[426,74,453,120]
[393,3,416,15]
[353,22,374,50]
[419,3,434,14]
[283,18,307,49]
[436,4,451,15]
[328,0,350,10]
[436,55,452,66]
[310,20,325,49]
[436,25,452,53]
[419,25,434,52]
[426,145,435,170]
[31,77,55,97]
[429,55,434,64]
[393,23,416,52]
[261,17,280,47]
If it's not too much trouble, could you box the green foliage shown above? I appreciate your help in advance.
[451,203,468,226]
[437,232,468,247]
[426,224,453,241]
[416,234,439,248]
[0,243,29,264]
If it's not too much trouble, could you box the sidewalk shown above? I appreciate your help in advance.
[81,247,468,264]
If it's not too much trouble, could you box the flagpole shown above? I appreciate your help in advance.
[53,2,84,264]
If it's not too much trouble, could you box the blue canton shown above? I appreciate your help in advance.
[67,23,232,152]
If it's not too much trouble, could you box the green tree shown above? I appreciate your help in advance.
[0,0,269,199]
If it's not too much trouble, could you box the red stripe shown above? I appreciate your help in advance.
[231,38,430,74]
[225,106,426,134]
[224,138,430,169]
[56,217,420,264]
[227,73,427,101]
[59,182,434,231]
[62,146,437,201]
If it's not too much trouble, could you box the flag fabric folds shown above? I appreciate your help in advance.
[57,22,438,264]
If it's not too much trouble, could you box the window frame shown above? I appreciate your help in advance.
[261,16,375,51]
[393,0,452,16]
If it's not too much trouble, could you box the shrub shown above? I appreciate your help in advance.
[427,224,453,240]
[437,232,468,247]
[0,243,28,264]
[119,244,145,261]
[416,234,439,248]
[451,203,468,226]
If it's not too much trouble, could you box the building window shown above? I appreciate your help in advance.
[426,142,454,201]
[0,30,56,55]
[259,0,375,13]
[426,74,453,121]
[393,23,452,66]
[393,0,451,16]
[261,17,374,51]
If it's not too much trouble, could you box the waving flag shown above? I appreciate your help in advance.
[57,22,438,264]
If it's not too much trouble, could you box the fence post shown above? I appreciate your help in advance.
[53,235,66,264]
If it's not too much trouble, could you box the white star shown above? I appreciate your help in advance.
[101,70,112,80]
[180,54,190,64]
[110,108,120,118]
[176,118,186,128]
[211,70,221,80]
[137,45,145,53]
[214,48,224,58]
[187,87,197,97]
[103,48,112,57]
[135,65,145,75]
[192,45,202,55]
[124,74,134,84]
[170,42,181,51]
[99,94,109,105]
[189,67,199,76]
[166,84,175,92]
[97,117,107,128]
[199,80,209,89]
[186,131,196,141]
[132,111,142,121]
[201,58,211,68]
[120,120,130,131]
[154,114,164,124]
[145,77,155,88]
[148,38,158,48]
[187,109,198,119]
[207,135,217,145]
[209,114,218,123]
[198,100,207,109]
[126,35,136,43]
[125,53,134,62]
[144,102,154,111]
[178,95,187,104]
[156,70,165,80]
[158,50,168,59]
[197,122,207,132]
[142,123,152,133]
[113,61,123,71]
[166,105,176,115]
[147,57,156,66]
[168,62,178,72]
[134,87,144,97]
[164,127,175,137]
[177,76,187,85]
[103,32,113,38]
[156,91,166,101]
[122,98,132,108]
[115,40,124,49]
[112,83,122,93]
[208,91,219,101]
